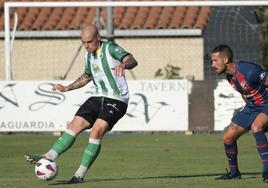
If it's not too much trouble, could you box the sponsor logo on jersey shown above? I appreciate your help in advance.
[260,72,266,81]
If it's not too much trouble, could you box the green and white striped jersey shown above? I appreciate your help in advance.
[84,41,130,103]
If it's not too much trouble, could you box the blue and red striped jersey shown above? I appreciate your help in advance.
[227,61,268,106]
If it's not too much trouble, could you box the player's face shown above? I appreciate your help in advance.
[211,52,227,74]
[81,31,100,53]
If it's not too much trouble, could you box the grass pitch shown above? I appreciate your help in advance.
[0,132,266,188]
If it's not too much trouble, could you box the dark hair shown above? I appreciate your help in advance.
[211,44,233,63]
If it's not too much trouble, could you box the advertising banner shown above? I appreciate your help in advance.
[0,80,188,132]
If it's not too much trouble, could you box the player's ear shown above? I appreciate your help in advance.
[223,56,229,64]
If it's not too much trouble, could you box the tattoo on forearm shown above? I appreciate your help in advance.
[123,55,138,69]
[67,73,91,90]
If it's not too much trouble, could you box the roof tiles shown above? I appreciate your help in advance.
[0,0,211,31]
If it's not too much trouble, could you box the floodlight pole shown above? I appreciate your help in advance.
[96,7,100,30]
[106,0,114,42]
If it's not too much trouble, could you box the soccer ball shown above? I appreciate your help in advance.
[34,158,58,181]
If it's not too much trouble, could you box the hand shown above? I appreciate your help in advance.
[114,64,125,77]
[52,84,68,92]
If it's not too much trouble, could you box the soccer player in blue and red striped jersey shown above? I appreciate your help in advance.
[211,44,268,183]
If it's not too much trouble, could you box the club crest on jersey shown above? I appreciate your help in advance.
[98,52,103,58]
[240,81,251,92]
[92,64,101,73]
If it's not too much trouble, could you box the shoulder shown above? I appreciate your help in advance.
[237,61,265,81]
[106,41,129,57]
[236,61,263,72]
[237,60,261,68]
[101,40,117,47]
[106,41,123,50]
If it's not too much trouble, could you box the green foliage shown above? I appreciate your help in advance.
[254,7,268,69]
[0,133,264,188]
[154,64,182,79]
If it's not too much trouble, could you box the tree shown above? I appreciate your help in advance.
[254,7,268,69]
[154,64,182,79]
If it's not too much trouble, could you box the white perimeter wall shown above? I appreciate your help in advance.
[0,80,189,132]
[0,79,245,132]
[214,80,245,131]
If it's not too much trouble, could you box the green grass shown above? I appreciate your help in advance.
[0,133,265,188]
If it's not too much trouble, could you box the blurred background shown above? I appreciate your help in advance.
[0,0,268,133]
[2,0,268,81]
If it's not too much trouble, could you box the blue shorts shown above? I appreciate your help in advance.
[232,104,268,131]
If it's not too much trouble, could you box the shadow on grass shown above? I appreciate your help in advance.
[49,172,262,185]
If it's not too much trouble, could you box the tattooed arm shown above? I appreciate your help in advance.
[52,73,92,92]
[114,54,138,77]
[122,54,138,69]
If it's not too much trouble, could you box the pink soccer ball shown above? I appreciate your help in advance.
[34,158,58,181]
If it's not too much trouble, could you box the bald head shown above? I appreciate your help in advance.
[81,24,101,53]
[81,24,99,37]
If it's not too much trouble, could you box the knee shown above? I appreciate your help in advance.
[67,120,87,134]
[223,133,236,145]
[66,116,90,134]
[251,124,263,133]
[90,126,106,139]
[67,122,80,134]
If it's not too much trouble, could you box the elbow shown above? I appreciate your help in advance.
[126,60,138,70]
[131,56,138,68]
[123,55,138,69]
[133,60,138,68]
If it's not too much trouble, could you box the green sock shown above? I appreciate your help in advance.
[75,139,101,178]
[81,141,101,167]
[51,130,76,156]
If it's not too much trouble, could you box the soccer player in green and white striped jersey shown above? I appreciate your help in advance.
[25,24,138,184]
